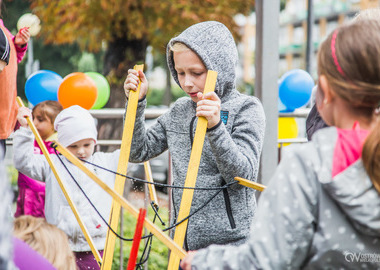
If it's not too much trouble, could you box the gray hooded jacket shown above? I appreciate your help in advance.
[128,21,265,250]
[191,127,380,269]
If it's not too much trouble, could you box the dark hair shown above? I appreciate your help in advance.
[32,101,63,124]
[318,19,380,192]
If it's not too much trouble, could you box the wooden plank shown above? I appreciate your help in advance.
[144,161,159,208]
[167,70,218,270]
[16,97,102,266]
[53,141,187,259]
[234,177,266,192]
[102,64,144,270]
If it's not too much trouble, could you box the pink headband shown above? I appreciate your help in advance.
[331,29,346,77]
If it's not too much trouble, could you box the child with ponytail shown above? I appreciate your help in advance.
[181,18,380,269]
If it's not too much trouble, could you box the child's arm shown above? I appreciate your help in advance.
[12,27,29,63]
[13,108,50,181]
[126,97,169,162]
[123,70,169,162]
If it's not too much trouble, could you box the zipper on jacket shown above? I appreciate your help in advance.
[222,179,236,229]
[189,116,196,147]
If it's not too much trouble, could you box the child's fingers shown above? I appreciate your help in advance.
[17,108,32,127]
[124,73,141,97]
[196,104,217,113]
[124,68,148,99]
[138,70,147,84]
[202,91,220,101]
[197,99,221,111]
[128,69,139,76]
[21,31,30,40]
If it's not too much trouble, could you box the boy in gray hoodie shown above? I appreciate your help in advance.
[124,21,265,250]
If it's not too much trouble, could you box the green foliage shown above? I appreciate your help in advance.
[146,87,187,107]
[171,85,187,100]
[7,165,18,188]
[112,206,169,269]
[78,52,97,72]
[147,88,165,107]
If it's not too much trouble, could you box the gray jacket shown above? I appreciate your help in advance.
[192,127,380,269]
[128,21,265,250]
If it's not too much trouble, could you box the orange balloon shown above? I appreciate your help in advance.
[58,72,98,109]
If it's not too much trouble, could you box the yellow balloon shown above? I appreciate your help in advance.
[278,117,298,147]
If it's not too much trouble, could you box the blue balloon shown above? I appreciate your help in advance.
[25,70,63,106]
[279,69,314,111]
[278,98,294,113]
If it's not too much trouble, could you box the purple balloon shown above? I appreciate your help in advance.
[13,237,56,270]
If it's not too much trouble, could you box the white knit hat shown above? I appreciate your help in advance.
[54,105,97,147]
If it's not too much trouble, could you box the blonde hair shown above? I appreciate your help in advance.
[14,216,77,270]
[169,42,190,52]
[318,19,380,192]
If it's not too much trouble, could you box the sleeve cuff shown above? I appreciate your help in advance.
[126,95,146,102]
[207,120,222,132]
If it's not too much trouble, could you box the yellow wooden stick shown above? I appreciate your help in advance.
[234,177,266,192]
[144,161,159,208]
[168,70,218,270]
[102,64,144,270]
[54,141,187,259]
[16,97,102,266]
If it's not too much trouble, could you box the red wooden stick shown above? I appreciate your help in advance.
[126,208,146,270]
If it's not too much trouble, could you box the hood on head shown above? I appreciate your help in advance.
[166,21,238,101]
[313,128,380,237]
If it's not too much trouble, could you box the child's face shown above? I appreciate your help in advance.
[67,138,95,160]
[33,108,55,141]
[173,49,208,103]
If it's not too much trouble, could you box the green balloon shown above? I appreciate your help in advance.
[85,72,110,109]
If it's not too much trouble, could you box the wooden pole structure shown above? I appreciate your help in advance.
[234,177,266,192]
[54,141,187,260]
[102,64,144,269]
[16,97,102,266]
[167,70,218,270]
[144,161,159,208]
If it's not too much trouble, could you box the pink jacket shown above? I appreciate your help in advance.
[14,140,56,218]
[0,19,28,63]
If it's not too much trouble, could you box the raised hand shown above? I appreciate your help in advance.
[123,69,148,100]
[14,27,30,47]
[17,107,32,128]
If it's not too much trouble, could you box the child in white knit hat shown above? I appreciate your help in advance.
[14,105,134,270]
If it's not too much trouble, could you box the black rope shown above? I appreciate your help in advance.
[53,148,236,242]
[80,158,233,191]
[136,202,157,268]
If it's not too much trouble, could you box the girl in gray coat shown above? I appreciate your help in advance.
[124,21,265,250]
[181,19,380,269]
